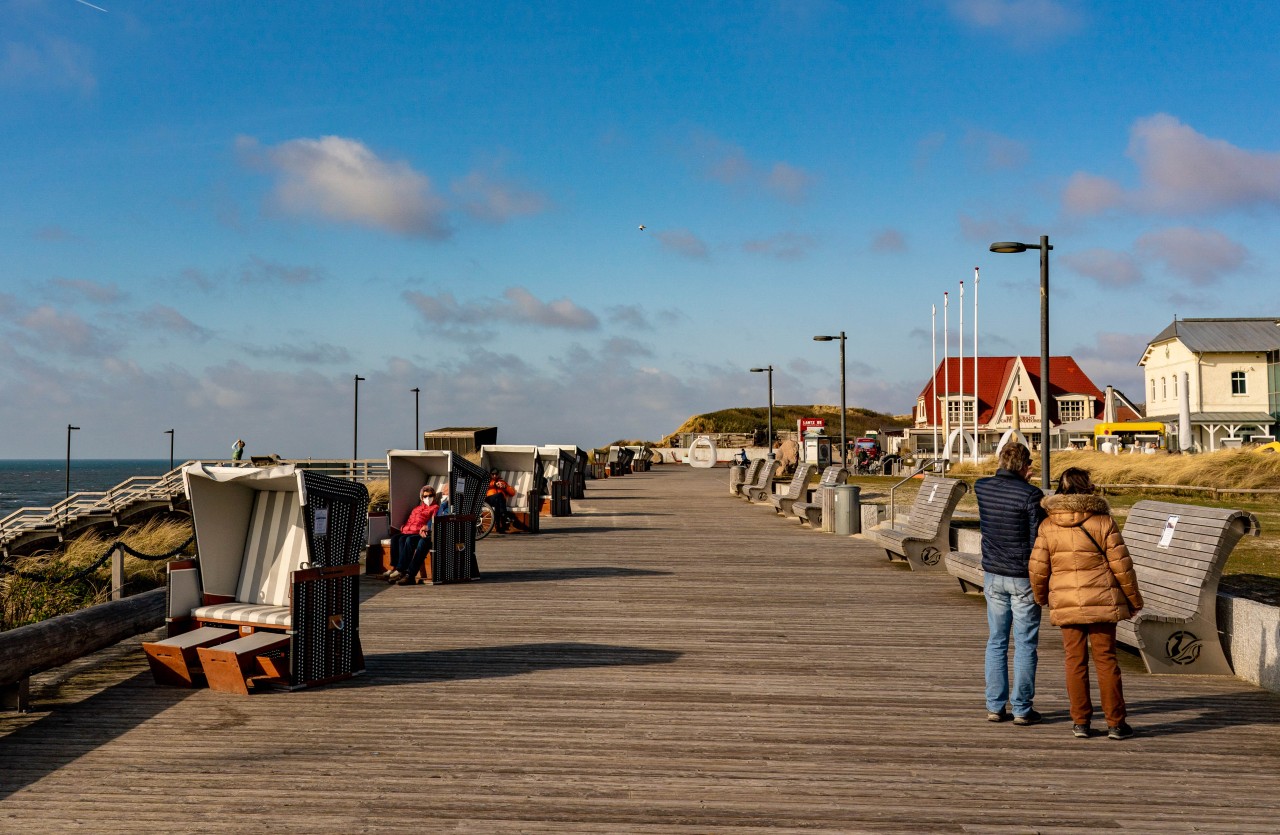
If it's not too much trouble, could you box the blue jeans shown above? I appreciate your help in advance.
[984,574,1042,716]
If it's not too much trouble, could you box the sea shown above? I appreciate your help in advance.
[0,460,174,514]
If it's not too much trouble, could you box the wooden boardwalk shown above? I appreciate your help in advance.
[3,466,1280,833]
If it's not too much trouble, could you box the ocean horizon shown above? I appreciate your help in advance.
[0,459,176,514]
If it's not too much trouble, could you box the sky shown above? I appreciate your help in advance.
[4,0,1280,459]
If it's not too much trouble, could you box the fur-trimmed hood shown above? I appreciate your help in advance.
[1041,492,1111,528]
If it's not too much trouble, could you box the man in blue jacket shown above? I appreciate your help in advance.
[974,441,1046,725]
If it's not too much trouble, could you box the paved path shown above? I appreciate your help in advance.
[3,466,1280,832]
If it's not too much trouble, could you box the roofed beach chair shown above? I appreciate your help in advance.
[143,464,368,694]
[538,445,578,516]
[480,445,545,534]
[386,450,489,583]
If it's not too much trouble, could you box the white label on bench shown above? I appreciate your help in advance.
[314,507,329,537]
[456,477,467,497]
[1157,515,1179,548]
[928,485,939,503]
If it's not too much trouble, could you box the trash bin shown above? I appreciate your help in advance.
[831,484,862,536]
[729,464,746,496]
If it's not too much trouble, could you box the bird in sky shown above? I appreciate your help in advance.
[638,225,646,231]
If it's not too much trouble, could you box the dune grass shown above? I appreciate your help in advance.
[0,516,194,631]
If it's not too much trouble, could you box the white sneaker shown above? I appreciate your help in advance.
[386,570,403,582]
[378,569,395,579]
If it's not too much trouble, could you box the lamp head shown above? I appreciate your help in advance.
[989,241,1029,253]
[813,335,835,342]
[749,367,766,373]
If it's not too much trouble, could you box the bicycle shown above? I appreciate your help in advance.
[475,504,496,540]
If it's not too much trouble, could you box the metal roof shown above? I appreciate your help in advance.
[1144,411,1274,424]
[1148,318,1280,353]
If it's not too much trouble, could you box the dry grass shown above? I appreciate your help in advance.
[947,448,1280,491]
[366,479,389,512]
[0,516,194,631]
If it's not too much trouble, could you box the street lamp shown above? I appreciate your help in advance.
[989,235,1053,490]
[749,366,775,452]
[411,387,421,450]
[353,375,365,463]
[164,428,174,472]
[65,424,79,498]
[813,332,847,467]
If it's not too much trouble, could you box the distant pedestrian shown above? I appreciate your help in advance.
[974,441,1046,726]
[232,438,245,461]
[1031,467,1143,740]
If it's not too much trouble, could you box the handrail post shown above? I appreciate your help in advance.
[111,545,124,601]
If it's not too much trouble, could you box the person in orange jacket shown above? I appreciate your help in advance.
[486,469,516,533]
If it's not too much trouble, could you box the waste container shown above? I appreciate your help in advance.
[729,464,746,496]
[831,484,862,536]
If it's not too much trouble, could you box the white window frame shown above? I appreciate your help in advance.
[1232,371,1247,396]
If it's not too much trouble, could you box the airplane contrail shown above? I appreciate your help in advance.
[75,0,108,11]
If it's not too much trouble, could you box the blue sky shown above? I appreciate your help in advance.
[4,0,1280,458]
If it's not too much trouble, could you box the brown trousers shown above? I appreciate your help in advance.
[1060,622,1126,727]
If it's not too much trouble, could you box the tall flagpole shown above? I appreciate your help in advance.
[974,266,980,459]
[959,279,965,464]
[943,291,950,462]
[932,304,939,461]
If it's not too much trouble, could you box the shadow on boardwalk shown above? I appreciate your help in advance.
[477,566,672,584]
[362,642,682,684]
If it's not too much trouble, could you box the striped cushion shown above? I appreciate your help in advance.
[235,490,307,607]
[191,602,292,628]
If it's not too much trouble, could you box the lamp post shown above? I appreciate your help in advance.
[411,387,421,450]
[989,235,1053,490]
[65,424,79,498]
[164,428,174,472]
[353,375,365,464]
[749,366,775,452]
[813,332,847,467]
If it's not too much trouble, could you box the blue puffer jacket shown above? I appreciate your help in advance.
[974,468,1046,578]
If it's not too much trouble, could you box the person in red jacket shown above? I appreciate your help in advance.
[486,469,516,533]
[383,485,440,584]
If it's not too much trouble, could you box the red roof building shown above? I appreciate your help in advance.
[912,355,1138,434]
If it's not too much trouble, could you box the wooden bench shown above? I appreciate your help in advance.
[141,625,238,687]
[742,458,779,502]
[197,631,291,695]
[769,462,817,516]
[1116,500,1259,676]
[731,458,765,497]
[945,499,1260,677]
[791,465,847,527]
[871,475,969,570]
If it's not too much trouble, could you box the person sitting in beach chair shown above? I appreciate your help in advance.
[382,485,440,584]
[486,469,516,533]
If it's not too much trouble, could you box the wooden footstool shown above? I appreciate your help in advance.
[197,632,291,695]
[142,626,239,687]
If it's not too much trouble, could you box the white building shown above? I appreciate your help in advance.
[1139,317,1280,450]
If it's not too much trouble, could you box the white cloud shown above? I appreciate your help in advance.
[403,286,600,333]
[1,36,96,95]
[743,232,817,261]
[693,133,816,204]
[655,228,710,260]
[239,135,450,239]
[947,0,1084,39]
[49,277,126,305]
[239,256,325,286]
[1060,248,1143,287]
[137,304,212,342]
[12,305,121,356]
[1064,114,1280,217]
[451,169,549,223]
[1135,226,1249,285]
[242,342,352,364]
[765,162,814,204]
[964,127,1030,171]
[870,229,907,254]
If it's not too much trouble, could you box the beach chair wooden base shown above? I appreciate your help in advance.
[198,632,291,695]
[143,626,239,687]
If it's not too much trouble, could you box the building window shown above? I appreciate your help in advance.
[1019,399,1033,417]
[1151,379,1156,401]
[1058,399,1086,422]
[1232,371,1247,395]
[1173,375,1178,398]
[946,399,976,424]
[1161,377,1167,400]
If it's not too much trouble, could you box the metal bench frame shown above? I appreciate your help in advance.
[872,475,969,570]
[790,466,847,526]
[742,458,779,502]
[769,463,818,516]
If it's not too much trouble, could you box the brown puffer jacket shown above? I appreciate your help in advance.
[1029,493,1144,627]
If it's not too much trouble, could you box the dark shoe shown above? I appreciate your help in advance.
[987,708,1009,722]
[395,576,416,586]
[1072,723,1092,738]
[1108,722,1134,740]
[1012,710,1042,726]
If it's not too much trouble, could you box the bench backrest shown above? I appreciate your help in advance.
[817,465,847,488]
[907,475,969,538]
[741,457,765,486]
[750,458,778,488]
[783,463,818,499]
[1121,500,1259,620]
[497,469,537,512]
[236,489,307,607]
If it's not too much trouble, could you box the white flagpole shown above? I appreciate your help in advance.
[932,304,939,461]
[974,267,980,460]
[943,291,950,461]
[959,279,965,464]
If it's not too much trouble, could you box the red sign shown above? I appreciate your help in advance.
[799,418,826,432]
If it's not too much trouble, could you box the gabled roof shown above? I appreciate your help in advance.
[1145,318,1280,357]
[916,356,1139,426]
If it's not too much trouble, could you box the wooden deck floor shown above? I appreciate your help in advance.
[4,466,1280,833]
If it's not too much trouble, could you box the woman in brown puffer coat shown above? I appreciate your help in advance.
[1030,467,1144,740]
